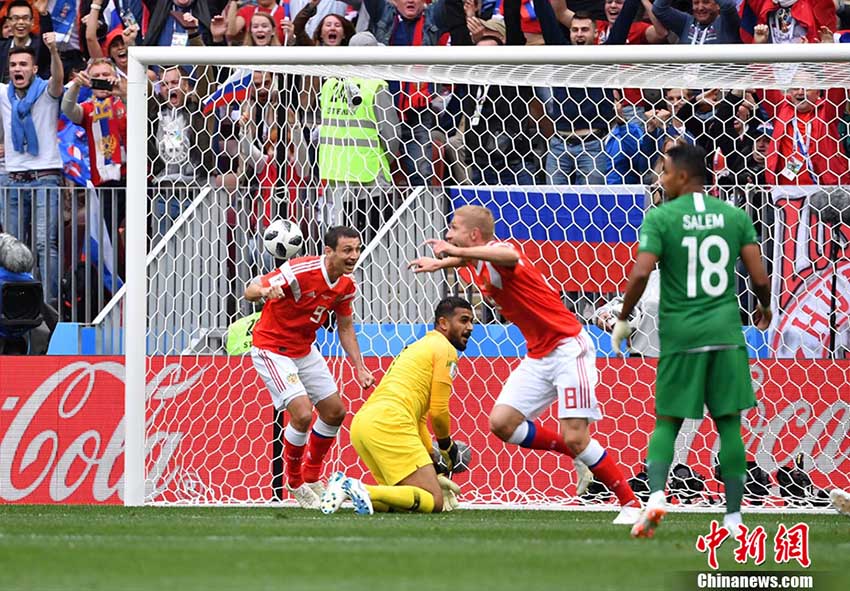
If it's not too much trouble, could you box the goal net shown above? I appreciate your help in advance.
[121,46,850,509]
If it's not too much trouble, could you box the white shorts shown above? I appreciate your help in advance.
[496,330,602,422]
[251,346,338,410]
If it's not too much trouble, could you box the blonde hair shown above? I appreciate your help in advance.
[87,57,118,75]
[455,205,495,240]
[243,12,282,47]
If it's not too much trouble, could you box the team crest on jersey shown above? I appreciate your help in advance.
[447,361,458,379]
[287,373,300,385]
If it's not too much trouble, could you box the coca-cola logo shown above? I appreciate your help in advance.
[1,357,848,504]
[0,361,205,503]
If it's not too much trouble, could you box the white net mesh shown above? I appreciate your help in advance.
[123,54,850,508]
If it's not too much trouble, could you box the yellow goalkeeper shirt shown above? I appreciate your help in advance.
[362,330,458,446]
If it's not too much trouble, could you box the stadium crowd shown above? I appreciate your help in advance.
[0,0,848,331]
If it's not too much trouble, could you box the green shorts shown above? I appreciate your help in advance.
[655,348,755,419]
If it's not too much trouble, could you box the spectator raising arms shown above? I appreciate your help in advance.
[293,0,355,46]
[652,0,741,44]
[0,34,64,304]
[62,58,128,232]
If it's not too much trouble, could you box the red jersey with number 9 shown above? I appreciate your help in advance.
[252,256,356,357]
[462,241,582,358]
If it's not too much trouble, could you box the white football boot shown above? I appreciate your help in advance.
[613,500,642,525]
[287,482,320,509]
[630,491,666,537]
[320,472,348,515]
[342,477,374,516]
[830,489,850,516]
[305,480,327,499]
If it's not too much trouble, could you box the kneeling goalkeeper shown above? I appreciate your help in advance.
[321,296,474,515]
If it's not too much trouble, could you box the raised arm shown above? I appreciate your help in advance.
[44,32,63,99]
[717,0,741,42]
[652,0,689,38]
[606,0,643,45]
[84,5,104,58]
[532,0,570,45]
[61,73,86,124]
[503,0,527,45]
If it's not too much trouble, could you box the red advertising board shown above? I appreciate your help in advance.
[1,357,847,504]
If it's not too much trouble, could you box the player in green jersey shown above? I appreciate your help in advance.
[612,143,772,538]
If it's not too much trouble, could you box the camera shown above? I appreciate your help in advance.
[345,81,362,110]
[121,8,138,29]
[91,78,114,91]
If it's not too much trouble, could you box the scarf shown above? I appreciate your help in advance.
[8,76,49,156]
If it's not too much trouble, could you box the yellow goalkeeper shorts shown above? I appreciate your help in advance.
[350,404,433,486]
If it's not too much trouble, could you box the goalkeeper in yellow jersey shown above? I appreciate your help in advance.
[320,296,475,515]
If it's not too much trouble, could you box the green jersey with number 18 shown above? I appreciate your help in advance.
[637,192,758,356]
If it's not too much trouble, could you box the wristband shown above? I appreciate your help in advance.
[91,4,102,11]
[437,437,452,450]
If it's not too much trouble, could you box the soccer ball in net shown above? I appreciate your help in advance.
[263,219,304,261]
[431,440,473,475]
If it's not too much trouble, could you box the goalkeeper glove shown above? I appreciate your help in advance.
[437,475,461,512]
[437,437,460,473]
[611,319,631,356]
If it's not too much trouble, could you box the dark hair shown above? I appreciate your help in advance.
[312,13,356,46]
[324,226,360,249]
[8,46,36,61]
[571,11,595,24]
[434,296,473,326]
[665,143,708,184]
[8,0,33,16]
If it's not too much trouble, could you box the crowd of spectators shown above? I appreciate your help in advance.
[0,0,847,323]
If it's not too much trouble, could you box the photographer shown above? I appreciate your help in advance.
[62,58,127,235]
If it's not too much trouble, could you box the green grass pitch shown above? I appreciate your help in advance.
[0,506,847,591]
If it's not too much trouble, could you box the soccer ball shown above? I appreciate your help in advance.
[263,219,304,260]
[431,440,473,475]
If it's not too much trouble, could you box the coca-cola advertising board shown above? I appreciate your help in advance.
[1,357,847,504]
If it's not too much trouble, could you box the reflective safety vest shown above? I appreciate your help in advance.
[319,77,391,183]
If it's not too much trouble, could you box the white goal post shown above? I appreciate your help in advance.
[125,45,850,508]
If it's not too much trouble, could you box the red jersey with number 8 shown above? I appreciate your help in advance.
[463,241,582,358]
[252,256,356,357]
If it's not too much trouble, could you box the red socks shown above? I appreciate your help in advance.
[589,452,638,506]
[283,438,305,488]
[527,423,574,457]
[302,432,335,483]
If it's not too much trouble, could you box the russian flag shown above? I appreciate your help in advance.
[87,184,123,293]
[449,186,645,293]
[102,0,123,32]
[202,69,254,115]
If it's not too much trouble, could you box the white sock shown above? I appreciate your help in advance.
[507,421,530,445]
[648,490,666,507]
[313,417,341,438]
[576,438,605,467]
[723,512,742,527]
[284,424,308,446]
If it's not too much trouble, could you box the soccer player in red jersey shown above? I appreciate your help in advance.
[245,226,375,508]
[410,205,640,523]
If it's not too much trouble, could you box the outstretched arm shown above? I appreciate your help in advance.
[424,239,519,267]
